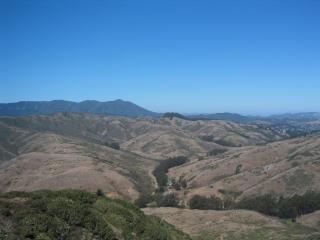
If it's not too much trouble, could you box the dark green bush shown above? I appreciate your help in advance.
[236,192,320,219]
[153,156,188,191]
[236,194,278,216]
[235,164,242,174]
[156,193,179,207]
[207,148,227,156]
[104,141,120,150]
[189,195,223,210]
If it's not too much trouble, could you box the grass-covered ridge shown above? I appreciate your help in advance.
[0,189,191,240]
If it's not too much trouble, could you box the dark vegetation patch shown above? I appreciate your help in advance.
[237,192,320,220]
[207,148,227,156]
[136,157,188,208]
[170,177,188,191]
[135,192,180,209]
[153,156,188,192]
[163,113,191,121]
[189,192,320,220]
[104,141,120,150]
[189,195,224,210]
[0,189,191,240]
[235,164,243,175]
[199,135,214,142]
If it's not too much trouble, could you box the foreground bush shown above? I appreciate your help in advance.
[0,189,191,240]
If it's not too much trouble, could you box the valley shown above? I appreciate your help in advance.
[0,110,320,239]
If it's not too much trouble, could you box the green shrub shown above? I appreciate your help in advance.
[18,214,70,240]
[189,195,223,210]
[0,190,191,240]
[235,164,242,174]
[153,156,188,191]
[156,193,179,207]
[46,197,87,225]
[104,142,120,150]
[236,192,320,219]
[96,189,105,197]
[207,148,227,156]
[134,194,153,208]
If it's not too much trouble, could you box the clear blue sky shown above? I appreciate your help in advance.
[1,0,319,114]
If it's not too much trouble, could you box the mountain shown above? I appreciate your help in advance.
[0,99,160,117]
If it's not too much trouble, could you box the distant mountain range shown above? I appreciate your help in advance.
[0,99,160,117]
[189,112,320,123]
[188,112,254,123]
[0,100,319,123]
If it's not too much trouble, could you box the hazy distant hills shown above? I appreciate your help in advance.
[0,99,160,117]
[270,112,320,121]
[189,112,255,123]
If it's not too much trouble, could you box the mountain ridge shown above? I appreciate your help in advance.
[1,100,320,124]
[0,99,160,117]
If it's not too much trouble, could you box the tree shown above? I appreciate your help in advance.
[96,189,104,197]
[235,164,242,175]
[157,193,179,207]
[189,195,223,210]
[104,142,120,150]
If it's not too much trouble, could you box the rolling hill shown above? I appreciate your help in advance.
[0,111,320,239]
[168,132,320,202]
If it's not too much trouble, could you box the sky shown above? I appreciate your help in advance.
[1,0,320,114]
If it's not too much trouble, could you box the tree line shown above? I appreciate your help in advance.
[188,191,320,220]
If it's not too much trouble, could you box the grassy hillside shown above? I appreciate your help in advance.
[0,189,191,240]
[168,133,320,202]
[144,208,320,240]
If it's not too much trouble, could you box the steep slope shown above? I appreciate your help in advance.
[0,99,159,117]
[168,133,320,201]
[0,129,156,200]
[0,112,318,201]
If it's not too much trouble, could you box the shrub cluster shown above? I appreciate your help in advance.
[153,156,188,192]
[0,189,191,240]
[171,177,188,190]
[189,191,320,220]
[207,148,227,156]
[189,195,223,210]
[135,193,180,208]
[236,192,320,219]
[104,141,120,150]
